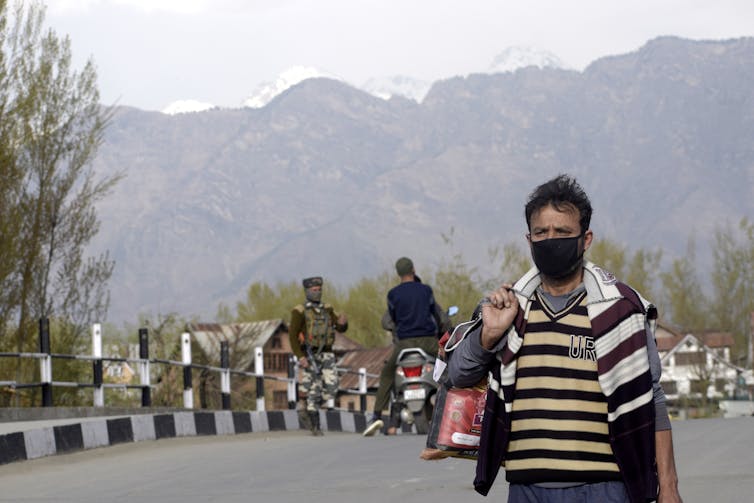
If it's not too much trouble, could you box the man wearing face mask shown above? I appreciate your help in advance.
[448,175,683,503]
[289,276,348,436]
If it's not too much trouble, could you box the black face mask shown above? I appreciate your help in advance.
[305,289,322,304]
[530,235,585,279]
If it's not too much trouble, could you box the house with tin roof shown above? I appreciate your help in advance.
[187,320,291,409]
[337,346,394,412]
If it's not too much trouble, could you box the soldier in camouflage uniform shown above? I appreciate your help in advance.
[289,276,348,436]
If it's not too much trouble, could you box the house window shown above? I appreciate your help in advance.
[263,353,292,372]
[662,381,678,394]
[674,352,706,366]
[689,379,708,394]
[271,334,282,349]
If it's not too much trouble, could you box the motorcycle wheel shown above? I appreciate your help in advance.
[413,401,433,435]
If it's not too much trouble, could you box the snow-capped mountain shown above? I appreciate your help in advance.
[240,47,569,107]
[241,66,342,108]
[487,46,569,73]
[360,75,432,103]
[161,99,215,115]
[159,46,571,114]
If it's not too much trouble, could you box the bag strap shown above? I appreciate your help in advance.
[444,314,482,353]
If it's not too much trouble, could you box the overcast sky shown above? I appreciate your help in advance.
[44,0,754,112]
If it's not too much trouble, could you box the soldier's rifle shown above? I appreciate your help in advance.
[303,343,321,376]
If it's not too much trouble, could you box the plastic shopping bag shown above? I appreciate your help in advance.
[420,316,485,460]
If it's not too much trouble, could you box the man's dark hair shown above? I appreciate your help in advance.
[524,174,592,233]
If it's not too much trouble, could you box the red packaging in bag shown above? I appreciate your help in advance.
[436,380,486,451]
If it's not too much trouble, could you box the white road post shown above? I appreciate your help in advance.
[358,367,367,395]
[182,332,194,409]
[220,341,231,410]
[286,354,297,409]
[138,328,151,407]
[92,323,104,407]
[358,367,367,412]
[255,346,265,411]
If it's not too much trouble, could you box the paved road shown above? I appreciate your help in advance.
[0,417,751,502]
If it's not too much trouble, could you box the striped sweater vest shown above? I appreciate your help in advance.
[474,262,659,503]
[505,291,621,483]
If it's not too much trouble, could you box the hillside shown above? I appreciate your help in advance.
[88,36,754,324]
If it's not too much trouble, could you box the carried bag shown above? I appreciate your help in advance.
[421,316,486,460]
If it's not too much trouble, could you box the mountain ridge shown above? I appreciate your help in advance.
[89,36,754,324]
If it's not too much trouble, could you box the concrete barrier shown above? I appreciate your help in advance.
[0,409,369,466]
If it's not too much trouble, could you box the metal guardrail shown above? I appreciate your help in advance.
[0,318,377,411]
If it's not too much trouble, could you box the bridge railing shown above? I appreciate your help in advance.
[0,318,377,411]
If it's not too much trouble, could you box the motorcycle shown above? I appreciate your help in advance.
[389,306,459,434]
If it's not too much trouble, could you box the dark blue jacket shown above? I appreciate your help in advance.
[387,281,439,339]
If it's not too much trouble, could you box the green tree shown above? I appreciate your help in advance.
[659,240,709,331]
[624,248,662,301]
[587,238,627,278]
[0,1,119,404]
[431,253,483,323]
[436,228,492,319]
[214,302,234,323]
[0,0,29,339]
[339,272,394,348]
[485,242,531,291]
[133,312,186,407]
[709,218,754,364]
[234,280,301,322]
[587,238,661,299]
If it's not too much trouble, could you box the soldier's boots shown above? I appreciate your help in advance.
[308,410,324,436]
